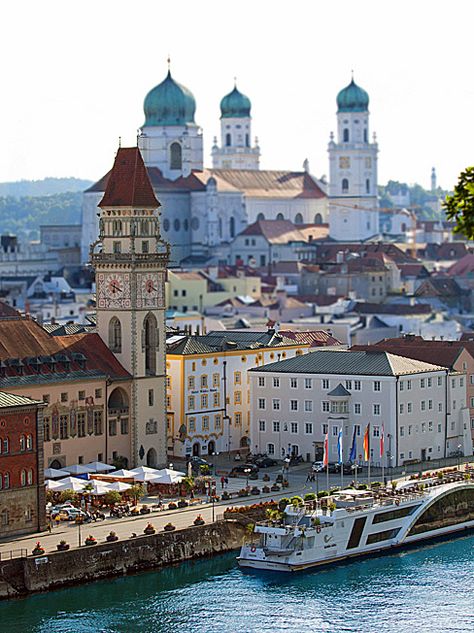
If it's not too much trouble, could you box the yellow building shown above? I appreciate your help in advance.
[166,267,261,313]
[165,329,309,458]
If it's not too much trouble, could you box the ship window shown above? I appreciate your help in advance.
[407,488,474,537]
[366,527,401,545]
[346,516,367,549]
[372,505,420,524]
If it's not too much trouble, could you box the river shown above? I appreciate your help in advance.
[0,534,472,633]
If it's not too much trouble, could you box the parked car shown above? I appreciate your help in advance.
[188,457,213,473]
[228,464,259,478]
[312,461,324,472]
[53,508,88,521]
[255,457,277,468]
[327,462,354,475]
[49,502,76,515]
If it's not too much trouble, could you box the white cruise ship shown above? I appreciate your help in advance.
[238,478,474,572]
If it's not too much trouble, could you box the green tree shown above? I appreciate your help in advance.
[129,483,145,506]
[58,489,78,503]
[444,166,474,239]
[104,490,122,506]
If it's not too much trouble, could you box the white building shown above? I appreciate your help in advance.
[328,78,379,241]
[166,330,308,458]
[249,349,472,467]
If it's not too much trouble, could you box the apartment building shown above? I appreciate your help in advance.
[249,349,471,467]
[166,330,308,458]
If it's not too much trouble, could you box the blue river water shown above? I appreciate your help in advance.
[0,534,473,633]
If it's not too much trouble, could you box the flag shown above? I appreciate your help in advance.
[349,426,357,462]
[380,424,385,458]
[363,423,370,461]
[337,429,343,464]
[323,433,329,467]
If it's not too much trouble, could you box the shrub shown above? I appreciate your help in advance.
[58,489,78,504]
[357,483,368,490]
[104,490,122,506]
[317,490,329,499]
[290,495,304,507]
[304,493,316,501]
[437,471,444,479]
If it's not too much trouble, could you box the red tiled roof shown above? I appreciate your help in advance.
[240,220,305,244]
[447,254,474,276]
[0,302,20,318]
[398,263,430,278]
[0,317,130,380]
[352,340,466,370]
[280,330,342,347]
[99,147,159,208]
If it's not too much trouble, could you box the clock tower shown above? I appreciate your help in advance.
[91,147,170,467]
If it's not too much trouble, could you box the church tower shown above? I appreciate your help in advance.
[328,77,379,241]
[212,83,260,169]
[431,167,437,191]
[138,66,203,180]
[91,147,169,467]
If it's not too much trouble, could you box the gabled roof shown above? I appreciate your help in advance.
[398,263,430,279]
[99,147,159,208]
[240,220,305,244]
[328,383,351,396]
[0,392,43,409]
[414,278,465,298]
[250,349,444,376]
[447,254,474,277]
[0,302,20,318]
[167,330,301,355]
[352,339,465,371]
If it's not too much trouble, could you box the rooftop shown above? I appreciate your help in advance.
[250,349,445,376]
[167,330,302,355]
[0,391,43,409]
[99,147,159,208]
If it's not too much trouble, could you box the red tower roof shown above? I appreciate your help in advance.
[99,147,160,208]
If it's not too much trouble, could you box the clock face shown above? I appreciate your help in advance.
[96,272,131,309]
[105,274,123,298]
[137,272,164,308]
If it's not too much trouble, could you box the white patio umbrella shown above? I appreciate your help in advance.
[44,467,69,479]
[109,469,137,479]
[54,477,87,492]
[63,464,95,475]
[83,480,113,496]
[149,468,185,485]
[84,461,115,473]
[45,479,64,490]
[107,481,132,493]
[129,466,161,482]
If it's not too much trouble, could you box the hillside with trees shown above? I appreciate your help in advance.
[0,177,92,197]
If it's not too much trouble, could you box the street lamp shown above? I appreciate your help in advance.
[244,467,251,489]
[457,444,462,471]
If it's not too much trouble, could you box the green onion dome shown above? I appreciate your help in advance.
[220,85,251,118]
[143,70,196,126]
[336,79,369,112]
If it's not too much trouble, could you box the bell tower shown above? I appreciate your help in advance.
[91,147,170,467]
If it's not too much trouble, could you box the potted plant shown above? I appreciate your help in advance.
[193,514,205,526]
[32,541,45,556]
[56,540,69,551]
[85,535,97,546]
[106,531,118,542]
[163,522,176,532]
[143,523,156,535]
[304,493,316,501]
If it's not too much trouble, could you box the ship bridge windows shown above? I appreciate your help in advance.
[366,527,401,545]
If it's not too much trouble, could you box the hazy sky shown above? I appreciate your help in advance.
[1,0,473,189]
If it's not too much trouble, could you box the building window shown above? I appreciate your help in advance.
[267,443,275,455]
[373,381,381,392]
[305,423,313,434]
[109,419,117,436]
[1,509,9,527]
[400,426,405,437]
[290,378,298,388]
[290,400,298,411]
[59,415,68,439]
[407,403,412,413]
[273,421,280,433]
[428,377,432,387]
[202,416,209,431]
[188,417,196,433]
[201,375,208,389]
[291,422,298,434]
[420,378,425,388]
[322,401,330,412]
[304,378,312,389]
[26,434,33,450]
[77,413,86,438]
[95,388,102,399]
[342,178,349,193]
[169,142,182,170]
[304,400,313,412]
[322,379,330,390]
[353,380,361,391]
[273,377,280,388]
[235,412,242,425]
[407,380,412,390]
[354,403,361,414]
[258,398,266,410]
[234,371,241,385]
[201,394,208,408]
[343,128,349,142]
[225,133,231,147]
[144,313,158,376]
[258,376,265,387]
[113,241,121,254]
[322,424,328,434]
[400,403,404,414]
[373,426,380,437]
[428,400,433,410]
[109,317,122,353]
[94,410,103,435]
[188,396,195,410]
[188,376,195,390]
[213,393,220,407]
[61,392,68,403]
[366,179,370,194]
[213,373,220,388]
[259,420,266,432]
[421,401,426,411]
[234,391,242,405]
[120,417,129,434]
[42,394,50,404]
[20,469,26,487]
[400,381,404,391]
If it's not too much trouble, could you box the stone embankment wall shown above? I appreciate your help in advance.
[0,521,245,600]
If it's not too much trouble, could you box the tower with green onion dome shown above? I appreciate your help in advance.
[212,81,260,170]
[328,75,379,241]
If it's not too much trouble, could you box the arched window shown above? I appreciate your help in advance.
[109,317,122,353]
[112,220,122,236]
[19,435,25,452]
[3,472,9,489]
[20,469,26,487]
[342,178,349,193]
[294,213,303,225]
[229,217,235,239]
[27,469,33,485]
[256,213,265,221]
[364,128,368,143]
[276,213,284,221]
[366,179,370,193]
[144,313,158,376]
[343,128,349,142]
[170,142,182,170]
[225,133,231,147]
[314,213,323,225]
[26,434,32,450]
